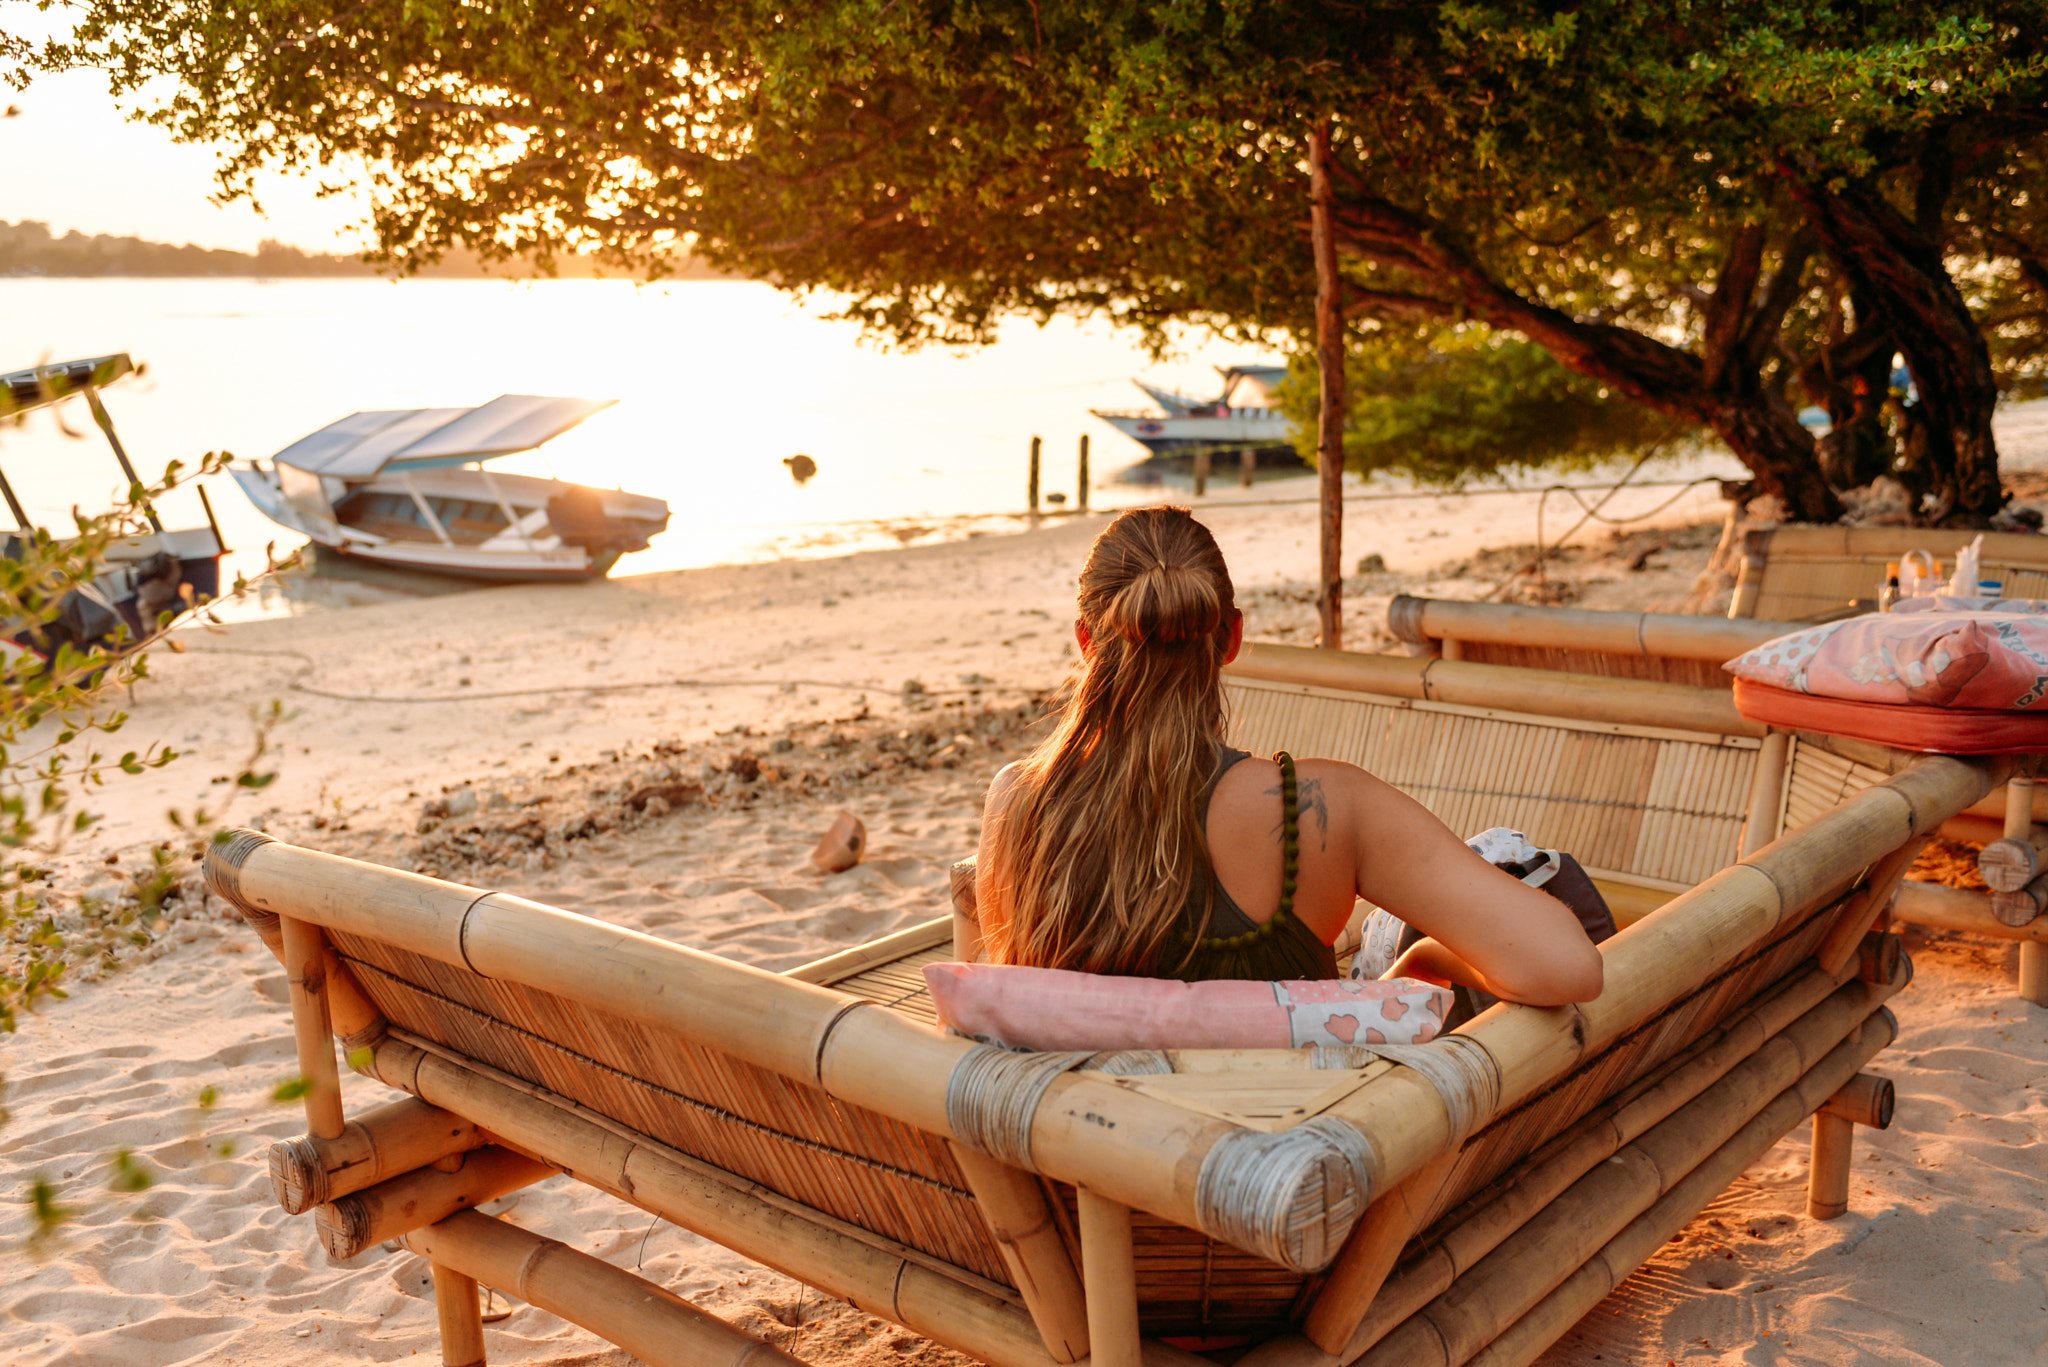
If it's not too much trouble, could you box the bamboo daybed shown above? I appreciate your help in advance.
[207,646,1998,1367]
[1722,524,2048,622]
[1379,593,2048,1003]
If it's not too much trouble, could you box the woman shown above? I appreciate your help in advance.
[976,507,1602,1006]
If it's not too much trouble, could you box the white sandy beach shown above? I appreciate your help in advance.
[3,474,2045,1367]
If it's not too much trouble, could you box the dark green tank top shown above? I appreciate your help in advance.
[1161,748,1339,982]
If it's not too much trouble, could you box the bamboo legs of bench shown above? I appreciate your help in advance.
[1301,1148,1461,1354]
[1078,1188,1141,1367]
[281,915,345,1139]
[431,1262,489,1367]
[1807,1072,1895,1220]
[950,1144,1089,1361]
[2006,778,2048,1006]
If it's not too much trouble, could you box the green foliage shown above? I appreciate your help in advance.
[1281,325,1689,484]
[30,2,2046,507]
[2,375,296,1249]
[270,1076,310,1104]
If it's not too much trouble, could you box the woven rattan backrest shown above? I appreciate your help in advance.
[325,930,1013,1287]
[1223,676,1759,888]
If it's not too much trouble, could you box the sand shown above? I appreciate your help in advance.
[4,460,2047,1367]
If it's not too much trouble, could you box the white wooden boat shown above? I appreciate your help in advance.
[231,395,670,582]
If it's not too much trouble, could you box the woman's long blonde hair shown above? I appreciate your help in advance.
[985,507,1237,974]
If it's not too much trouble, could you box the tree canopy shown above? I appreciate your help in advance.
[33,1,2048,522]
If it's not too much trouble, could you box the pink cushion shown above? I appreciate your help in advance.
[922,963,1452,1052]
[1724,611,2048,711]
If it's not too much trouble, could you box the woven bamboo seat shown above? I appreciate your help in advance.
[207,652,2003,1367]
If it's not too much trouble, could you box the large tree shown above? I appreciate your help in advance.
[38,1,2048,521]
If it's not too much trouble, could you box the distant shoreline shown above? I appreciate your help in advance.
[0,218,731,282]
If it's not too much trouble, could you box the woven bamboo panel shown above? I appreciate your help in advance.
[1224,679,1754,887]
[330,934,1012,1286]
[1781,739,1893,837]
[830,944,952,1025]
[1459,640,1730,689]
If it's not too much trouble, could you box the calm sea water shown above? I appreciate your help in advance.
[2,278,1287,608]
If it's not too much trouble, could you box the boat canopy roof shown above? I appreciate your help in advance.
[271,394,617,478]
[2,354,134,419]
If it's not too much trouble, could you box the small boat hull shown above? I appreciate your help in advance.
[233,463,668,584]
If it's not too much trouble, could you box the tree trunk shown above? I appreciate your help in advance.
[1326,193,1844,523]
[1309,122,1346,651]
[1788,170,2003,524]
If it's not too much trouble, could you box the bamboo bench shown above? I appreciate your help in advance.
[205,650,2000,1367]
[1374,596,2048,1002]
[1729,525,2048,622]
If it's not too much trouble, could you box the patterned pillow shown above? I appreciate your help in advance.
[1723,611,2048,711]
[922,962,1452,1052]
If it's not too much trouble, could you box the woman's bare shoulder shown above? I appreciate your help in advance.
[984,761,1028,815]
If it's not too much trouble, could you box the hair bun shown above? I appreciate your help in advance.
[1102,561,1225,645]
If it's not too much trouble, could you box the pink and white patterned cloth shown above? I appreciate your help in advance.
[1723,607,2048,710]
[923,962,1452,1052]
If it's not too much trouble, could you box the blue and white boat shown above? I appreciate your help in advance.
[1090,365,1296,458]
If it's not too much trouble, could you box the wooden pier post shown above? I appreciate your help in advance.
[1192,446,1210,498]
[1078,435,1090,512]
[1241,447,1257,489]
[1029,436,1042,515]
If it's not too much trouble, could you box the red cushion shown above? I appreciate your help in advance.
[1732,679,2048,755]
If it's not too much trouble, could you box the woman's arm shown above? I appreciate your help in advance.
[1323,762,1604,1006]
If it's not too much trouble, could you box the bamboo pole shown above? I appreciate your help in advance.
[1382,597,1783,664]
[270,1096,482,1214]
[1808,1072,1893,1221]
[2007,778,2048,1006]
[1078,1189,1142,1367]
[430,1261,488,1367]
[1815,836,1928,977]
[281,915,345,1141]
[1464,1008,1898,1367]
[357,1033,1210,1367]
[951,857,985,962]
[237,897,389,1053]
[949,1143,1091,1363]
[316,1144,554,1261]
[405,1209,807,1367]
[1350,977,1900,1367]
[1302,1149,1461,1354]
[1891,881,2048,942]
[1976,829,2048,892]
[783,917,952,984]
[1989,875,2048,928]
[1029,437,1041,514]
[1079,436,1091,512]
[1739,732,1790,857]
[1309,119,1345,652]
[1726,530,1770,619]
[1225,642,1762,738]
